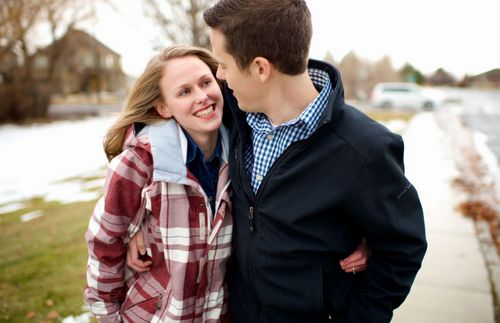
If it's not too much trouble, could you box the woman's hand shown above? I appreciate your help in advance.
[339,238,371,274]
[126,230,153,272]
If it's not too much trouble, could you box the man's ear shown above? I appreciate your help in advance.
[252,57,271,82]
[155,103,172,118]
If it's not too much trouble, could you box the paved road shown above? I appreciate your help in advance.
[393,112,495,323]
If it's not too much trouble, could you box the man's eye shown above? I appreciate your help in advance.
[201,80,212,87]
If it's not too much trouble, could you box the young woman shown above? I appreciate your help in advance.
[84,45,232,322]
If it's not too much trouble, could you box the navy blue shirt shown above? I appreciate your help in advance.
[183,130,222,215]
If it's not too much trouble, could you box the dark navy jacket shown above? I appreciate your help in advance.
[222,59,427,323]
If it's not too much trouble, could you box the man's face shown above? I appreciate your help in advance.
[209,28,261,112]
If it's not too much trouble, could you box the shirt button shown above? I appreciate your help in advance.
[208,196,213,202]
[266,134,274,141]
[256,175,263,181]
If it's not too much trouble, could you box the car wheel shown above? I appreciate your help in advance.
[423,101,434,110]
[381,101,393,109]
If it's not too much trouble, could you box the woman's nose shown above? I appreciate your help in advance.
[194,89,208,104]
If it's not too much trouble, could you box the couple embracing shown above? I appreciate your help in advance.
[84,1,427,322]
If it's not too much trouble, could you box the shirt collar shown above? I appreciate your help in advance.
[183,129,222,164]
[246,68,332,134]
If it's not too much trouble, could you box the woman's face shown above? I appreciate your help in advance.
[156,55,223,143]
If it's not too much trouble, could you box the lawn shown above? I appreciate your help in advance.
[0,197,98,322]
[365,109,416,124]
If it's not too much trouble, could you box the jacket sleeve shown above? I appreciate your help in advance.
[341,135,427,323]
[84,147,152,323]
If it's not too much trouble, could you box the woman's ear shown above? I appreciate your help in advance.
[155,103,172,118]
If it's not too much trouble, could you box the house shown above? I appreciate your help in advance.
[33,29,126,95]
[427,68,456,86]
[468,69,500,89]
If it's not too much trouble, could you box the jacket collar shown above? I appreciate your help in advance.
[223,59,345,130]
[146,119,229,183]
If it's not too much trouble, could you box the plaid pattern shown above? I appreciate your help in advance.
[84,122,232,323]
[245,68,332,192]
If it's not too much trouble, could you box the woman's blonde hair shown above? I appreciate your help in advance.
[103,45,219,161]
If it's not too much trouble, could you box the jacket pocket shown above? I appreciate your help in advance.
[120,274,167,322]
[258,264,325,317]
[322,265,352,320]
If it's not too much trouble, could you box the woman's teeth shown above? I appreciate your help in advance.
[195,105,214,117]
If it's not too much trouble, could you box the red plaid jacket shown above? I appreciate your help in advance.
[84,120,232,322]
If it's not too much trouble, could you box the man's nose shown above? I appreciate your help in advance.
[216,66,226,80]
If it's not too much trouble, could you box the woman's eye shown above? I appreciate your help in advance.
[179,89,190,96]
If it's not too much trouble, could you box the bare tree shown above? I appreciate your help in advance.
[339,51,365,100]
[143,0,215,48]
[365,56,401,98]
[0,0,96,122]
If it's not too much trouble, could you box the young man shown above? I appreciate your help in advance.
[203,0,426,322]
[128,0,426,321]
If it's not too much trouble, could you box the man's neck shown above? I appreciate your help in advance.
[262,71,319,125]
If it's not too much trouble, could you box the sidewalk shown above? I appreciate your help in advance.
[392,112,495,323]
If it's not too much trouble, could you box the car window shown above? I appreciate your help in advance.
[382,87,413,93]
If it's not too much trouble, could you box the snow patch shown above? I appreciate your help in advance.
[20,210,43,222]
[473,130,500,197]
[62,312,92,323]
[0,202,26,214]
[385,119,407,134]
[0,116,115,205]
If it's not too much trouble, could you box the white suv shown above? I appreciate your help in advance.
[370,83,434,110]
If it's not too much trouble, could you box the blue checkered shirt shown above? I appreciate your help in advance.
[245,68,332,192]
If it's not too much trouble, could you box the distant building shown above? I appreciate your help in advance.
[33,29,126,95]
[467,69,500,89]
[427,68,456,86]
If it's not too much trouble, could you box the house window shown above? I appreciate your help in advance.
[81,52,95,68]
[105,55,114,69]
[35,55,49,69]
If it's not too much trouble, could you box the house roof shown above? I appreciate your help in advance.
[36,28,121,58]
[474,69,500,82]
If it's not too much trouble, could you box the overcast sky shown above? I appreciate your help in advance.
[83,0,500,78]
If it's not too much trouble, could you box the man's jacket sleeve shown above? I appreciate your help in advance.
[342,135,427,322]
[84,147,152,323]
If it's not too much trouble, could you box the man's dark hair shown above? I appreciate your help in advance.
[204,0,312,75]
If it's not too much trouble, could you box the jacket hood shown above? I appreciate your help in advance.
[123,119,230,184]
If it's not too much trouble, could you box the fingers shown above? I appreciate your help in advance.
[339,260,367,272]
[126,231,152,272]
[340,255,367,273]
[344,264,367,274]
[136,229,146,256]
[340,258,367,271]
[339,238,372,273]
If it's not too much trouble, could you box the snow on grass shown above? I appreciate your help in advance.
[0,115,116,207]
[20,210,44,222]
[473,130,500,198]
[62,310,93,323]
[0,202,26,214]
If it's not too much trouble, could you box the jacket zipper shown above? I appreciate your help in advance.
[249,206,254,233]
[243,122,329,300]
